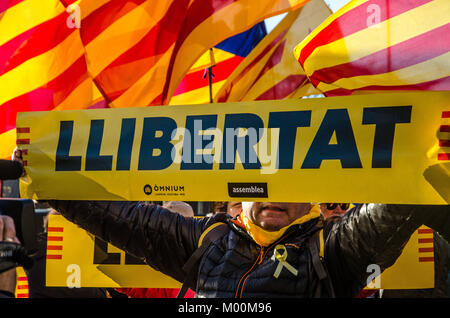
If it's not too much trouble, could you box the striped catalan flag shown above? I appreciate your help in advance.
[1,0,309,159]
[170,22,267,105]
[0,0,106,159]
[293,0,450,96]
[65,0,311,108]
[15,266,29,298]
[215,0,330,103]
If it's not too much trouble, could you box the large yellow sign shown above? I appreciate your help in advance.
[17,92,450,203]
[45,215,181,288]
[46,215,434,289]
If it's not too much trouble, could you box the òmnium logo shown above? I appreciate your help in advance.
[143,184,152,195]
[144,184,185,196]
[228,182,268,198]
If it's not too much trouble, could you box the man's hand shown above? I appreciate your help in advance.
[0,215,20,244]
[0,215,33,275]
[0,215,20,297]
[0,268,16,296]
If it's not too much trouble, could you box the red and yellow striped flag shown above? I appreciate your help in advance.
[66,0,311,108]
[1,0,309,159]
[170,22,267,105]
[294,0,450,96]
[0,0,104,159]
[15,267,29,298]
[170,48,245,105]
[215,0,330,103]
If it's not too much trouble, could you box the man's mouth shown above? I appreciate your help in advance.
[260,203,287,213]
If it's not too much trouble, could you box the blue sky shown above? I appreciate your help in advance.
[265,0,351,32]
[325,0,352,12]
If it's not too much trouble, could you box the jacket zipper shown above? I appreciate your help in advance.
[234,232,292,298]
[234,247,265,298]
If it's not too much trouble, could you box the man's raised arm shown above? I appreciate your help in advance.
[324,204,450,297]
[48,200,207,283]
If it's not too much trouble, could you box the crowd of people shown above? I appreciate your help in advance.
[1,198,449,298]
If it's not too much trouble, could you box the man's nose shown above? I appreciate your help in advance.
[337,205,348,213]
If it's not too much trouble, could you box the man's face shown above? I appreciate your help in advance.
[319,203,349,220]
[243,202,311,232]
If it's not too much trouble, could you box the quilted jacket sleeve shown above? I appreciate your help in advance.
[324,204,450,297]
[47,200,209,283]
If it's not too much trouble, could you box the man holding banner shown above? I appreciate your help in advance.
[45,199,450,298]
[11,90,450,297]
[13,185,447,297]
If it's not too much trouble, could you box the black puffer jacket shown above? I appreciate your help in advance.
[48,201,450,298]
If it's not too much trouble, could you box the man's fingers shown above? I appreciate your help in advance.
[0,215,17,242]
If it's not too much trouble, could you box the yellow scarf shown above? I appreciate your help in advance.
[239,204,321,247]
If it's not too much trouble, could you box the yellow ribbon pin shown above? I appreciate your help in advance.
[271,245,298,278]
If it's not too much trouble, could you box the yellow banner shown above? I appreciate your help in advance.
[45,214,181,288]
[46,215,434,289]
[377,226,434,289]
[17,91,450,203]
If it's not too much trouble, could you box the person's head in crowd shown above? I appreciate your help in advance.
[241,202,313,232]
[162,201,194,217]
[226,202,242,218]
[33,201,60,232]
[211,201,242,218]
[319,203,350,220]
[212,201,228,214]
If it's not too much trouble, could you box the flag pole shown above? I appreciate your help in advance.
[200,48,216,215]
[203,48,216,103]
